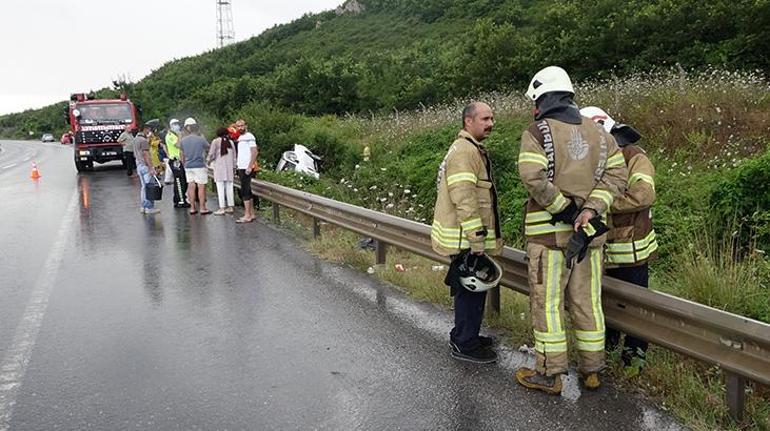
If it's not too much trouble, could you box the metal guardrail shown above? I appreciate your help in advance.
[229,176,769,421]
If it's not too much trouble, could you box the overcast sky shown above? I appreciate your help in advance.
[0,0,343,115]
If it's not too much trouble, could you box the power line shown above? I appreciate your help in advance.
[216,0,235,48]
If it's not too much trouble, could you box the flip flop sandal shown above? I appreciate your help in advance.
[189,210,198,215]
[200,210,212,215]
[236,218,254,224]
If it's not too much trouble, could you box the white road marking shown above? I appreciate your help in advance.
[0,190,78,430]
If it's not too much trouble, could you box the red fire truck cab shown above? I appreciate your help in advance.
[67,93,139,172]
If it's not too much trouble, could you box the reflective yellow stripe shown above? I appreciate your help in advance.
[584,223,597,236]
[590,248,605,330]
[574,330,605,341]
[432,221,498,250]
[545,194,568,213]
[629,172,655,189]
[545,249,564,333]
[432,221,460,234]
[607,153,626,168]
[535,340,568,353]
[534,329,566,343]
[460,217,483,231]
[432,221,467,249]
[447,172,477,185]
[608,231,656,253]
[637,240,658,260]
[606,242,634,253]
[431,231,470,249]
[576,339,605,352]
[525,223,573,236]
[589,189,613,208]
[525,211,553,224]
[518,152,548,168]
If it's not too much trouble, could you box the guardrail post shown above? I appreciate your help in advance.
[375,241,387,265]
[312,217,321,238]
[725,372,746,422]
[272,203,280,224]
[487,286,500,315]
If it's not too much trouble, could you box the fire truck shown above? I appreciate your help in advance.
[66,93,140,172]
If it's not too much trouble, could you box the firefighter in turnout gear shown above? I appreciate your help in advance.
[581,106,657,367]
[515,67,628,394]
[431,102,504,364]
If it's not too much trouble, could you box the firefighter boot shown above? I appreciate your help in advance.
[581,372,601,390]
[515,367,562,395]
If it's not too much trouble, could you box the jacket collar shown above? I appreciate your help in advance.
[534,92,582,125]
[458,129,485,150]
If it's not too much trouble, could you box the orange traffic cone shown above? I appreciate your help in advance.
[30,162,41,179]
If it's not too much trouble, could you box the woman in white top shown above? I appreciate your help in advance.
[207,127,236,215]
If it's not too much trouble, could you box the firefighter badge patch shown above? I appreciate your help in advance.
[568,128,589,161]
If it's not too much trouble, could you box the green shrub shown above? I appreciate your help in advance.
[710,149,770,254]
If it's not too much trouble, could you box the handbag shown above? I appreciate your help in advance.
[145,175,163,201]
[163,160,174,184]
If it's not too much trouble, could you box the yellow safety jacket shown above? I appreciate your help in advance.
[166,131,180,160]
[606,145,658,266]
[431,130,503,256]
[518,118,628,249]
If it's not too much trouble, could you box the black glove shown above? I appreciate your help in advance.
[549,198,579,225]
[565,216,610,269]
[565,229,589,269]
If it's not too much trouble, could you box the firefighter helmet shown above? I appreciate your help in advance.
[581,106,642,145]
[456,253,503,293]
[526,66,574,101]
[580,106,615,133]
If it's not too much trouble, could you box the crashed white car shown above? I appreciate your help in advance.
[276,144,321,179]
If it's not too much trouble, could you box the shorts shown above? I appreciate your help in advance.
[238,169,253,200]
[185,168,208,185]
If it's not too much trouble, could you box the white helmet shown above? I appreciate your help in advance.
[183,117,197,127]
[169,118,180,126]
[457,253,503,293]
[580,106,616,133]
[581,106,642,145]
[526,66,574,101]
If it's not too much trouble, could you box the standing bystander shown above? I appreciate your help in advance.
[179,117,211,215]
[133,120,160,215]
[235,121,258,223]
[208,127,236,215]
[118,125,136,177]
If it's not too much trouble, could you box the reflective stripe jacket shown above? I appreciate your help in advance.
[165,131,180,160]
[431,130,503,256]
[518,118,628,249]
[606,145,657,266]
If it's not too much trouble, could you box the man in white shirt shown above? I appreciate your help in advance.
[236,122,258,223]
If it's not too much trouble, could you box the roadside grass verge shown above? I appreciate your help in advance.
[258,205,769,431]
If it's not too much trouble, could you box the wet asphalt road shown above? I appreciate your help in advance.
[0,141,682,430]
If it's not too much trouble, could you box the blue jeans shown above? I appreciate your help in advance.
[138,164,155,210]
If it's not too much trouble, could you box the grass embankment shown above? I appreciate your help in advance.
[246,70,769,430]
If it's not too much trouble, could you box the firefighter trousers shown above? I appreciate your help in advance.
[527,242,605,376]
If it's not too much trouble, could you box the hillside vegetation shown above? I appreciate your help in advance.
[2,0,769,136]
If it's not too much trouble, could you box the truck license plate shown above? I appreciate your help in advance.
[104,152,116,156]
